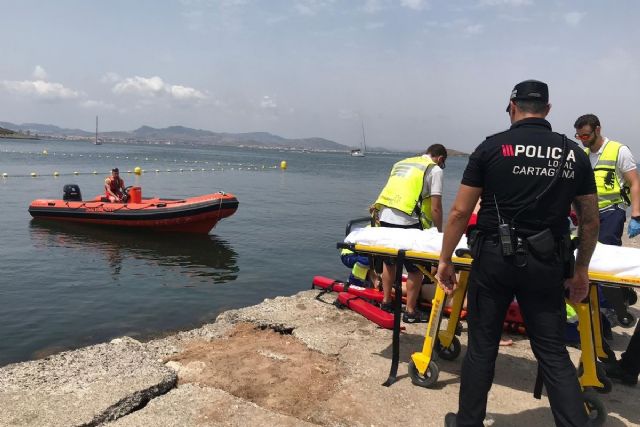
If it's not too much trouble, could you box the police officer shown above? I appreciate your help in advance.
[436,80,600,426]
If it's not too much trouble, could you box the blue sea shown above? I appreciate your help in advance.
[0,138,466,366]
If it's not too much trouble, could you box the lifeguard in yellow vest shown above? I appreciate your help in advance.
[574,114,640,376]
[373,143,447,323]
[574,114,640,244]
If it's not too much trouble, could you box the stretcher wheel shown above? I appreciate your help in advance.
[436,337,461,361]
[408,360,439,388]
[618,313,635,328]
[582,390,607,426]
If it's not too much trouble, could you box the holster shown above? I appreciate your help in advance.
[525,228,556,262]
[559,234,579,279]
[466,227,484,259]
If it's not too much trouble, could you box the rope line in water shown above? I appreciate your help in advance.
[1,165,279,179]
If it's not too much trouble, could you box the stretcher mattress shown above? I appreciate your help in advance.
[344,227,640,279]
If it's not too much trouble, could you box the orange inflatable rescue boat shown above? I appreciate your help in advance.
[28,184,238,233]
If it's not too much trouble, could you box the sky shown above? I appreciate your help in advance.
[1,0,639,152]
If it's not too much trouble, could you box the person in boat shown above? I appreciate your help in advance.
[372,143,447,323]
[105,168,126,203]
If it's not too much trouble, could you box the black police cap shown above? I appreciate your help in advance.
[506,79,549,112]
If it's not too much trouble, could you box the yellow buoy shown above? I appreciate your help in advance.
[53,171,59,177]
[134,166,142,175]
[280,160,287,170]
[31,172,37,177]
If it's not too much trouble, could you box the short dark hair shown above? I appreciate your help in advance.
[574,114,600,130]
[426,143,447,158]
[513,99,548,114]
[112,168,119,173]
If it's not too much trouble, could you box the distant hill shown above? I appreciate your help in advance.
[0,120,467,154]
[0,124,40,139]
[0,121,349,151]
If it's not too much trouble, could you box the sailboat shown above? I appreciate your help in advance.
[94,116,102,145]
[350,120,366,157]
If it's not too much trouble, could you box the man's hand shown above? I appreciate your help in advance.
[436,260,457,295]
[628,217,640,238]
[564,267,589,304]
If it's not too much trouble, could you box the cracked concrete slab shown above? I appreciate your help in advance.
[107,384,314,427]
[0,337,176,427]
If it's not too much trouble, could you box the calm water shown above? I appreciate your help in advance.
[0,138,466,366]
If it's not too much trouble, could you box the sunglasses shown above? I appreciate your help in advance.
[574,130,595,141]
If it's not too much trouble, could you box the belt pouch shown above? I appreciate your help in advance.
[526,228,556,261]
[467,228,484,259]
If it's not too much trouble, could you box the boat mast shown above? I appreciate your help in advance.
[95,116,98,145]
[360,119,367,153]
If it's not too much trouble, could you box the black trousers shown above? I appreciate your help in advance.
[457,240,589,427]
[621,321,640,376]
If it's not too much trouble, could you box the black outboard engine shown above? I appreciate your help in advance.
[62,184,82,201]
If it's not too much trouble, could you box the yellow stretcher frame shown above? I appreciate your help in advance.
[338,241,640,424]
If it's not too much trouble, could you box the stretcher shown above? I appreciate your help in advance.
[338,227,640,426]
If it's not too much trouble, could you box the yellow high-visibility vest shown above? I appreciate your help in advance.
[374,156,435,229]
[587,140,628,209]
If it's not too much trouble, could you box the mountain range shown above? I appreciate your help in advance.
[0,121,467,155]
[0,121,353,151]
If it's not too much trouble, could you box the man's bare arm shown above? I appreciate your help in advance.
[431,195,443,232]
[623,169,640,217]
[573,193,599,267]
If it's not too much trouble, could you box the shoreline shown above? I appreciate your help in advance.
[1,219,638,426]
[1,288,638,426]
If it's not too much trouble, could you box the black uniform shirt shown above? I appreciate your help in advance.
[462,118,596,237]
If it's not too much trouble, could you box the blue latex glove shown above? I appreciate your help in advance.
[629,218,640,238]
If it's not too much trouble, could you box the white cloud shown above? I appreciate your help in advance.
[400,0,428,11]
[260,95,278,109]
[479,0,532,6]
[80,99,116,109]
[112,75,206,101]
[0,79,81,100]
[564,11,585,27]
[464,24,484,35]
[169,85,207,100]
[32,65,48,80]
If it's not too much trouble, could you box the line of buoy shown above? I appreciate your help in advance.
[2,165,280,179]
[0,150,273,168]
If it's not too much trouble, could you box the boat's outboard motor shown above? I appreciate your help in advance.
[62,184,82,201]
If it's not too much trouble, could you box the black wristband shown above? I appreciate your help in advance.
[632,216,640,221]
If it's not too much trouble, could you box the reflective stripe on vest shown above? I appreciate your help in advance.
[351,261,369,281]
[341,247,353,256]
[586,140,625,209]
[374,156,435,228]
[566,303,578,324]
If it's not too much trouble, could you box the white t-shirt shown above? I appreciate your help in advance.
[379,154,444,225]
[588,137,637,186]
